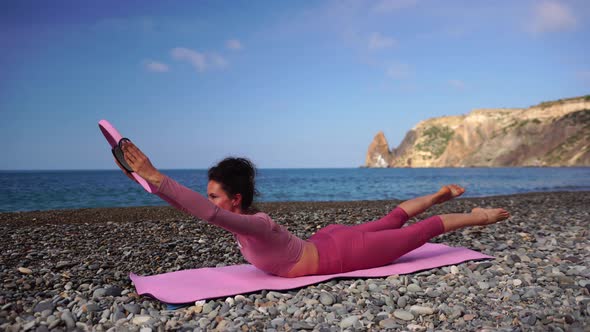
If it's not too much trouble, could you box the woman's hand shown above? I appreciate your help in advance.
[121,140,165,187]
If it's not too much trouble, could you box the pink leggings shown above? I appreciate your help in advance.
[308,207,445,274]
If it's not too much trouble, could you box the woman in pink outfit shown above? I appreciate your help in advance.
[115,141,510,278]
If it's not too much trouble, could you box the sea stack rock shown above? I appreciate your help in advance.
[365,131,392,168]
[364,95,590,167]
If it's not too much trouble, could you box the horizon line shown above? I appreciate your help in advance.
[0,167,365,172]
[1,166,589,172]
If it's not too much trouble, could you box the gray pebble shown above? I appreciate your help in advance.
[522,288,538,299]
[207,309,218,319]
[131,315,151,325]
[425,289,441,297]
[76,322,90,331]
[292,321,314,330]
[61,310,76,329]
[219,303,230,315]
[41,309,52,318]
[22,321,36,331]
[449,308,463,319]
[339,315,359,329]
[510,294,521,302]
[33,301,55,313]
[202,303,214,314]
[408,324,427,332]
[112,310,126,322]
[35,325,49,332]
[123,303,140,314]
[410,305,434,315]
[325,312,336,323]
[198,317,209,328]
[271,317,285,327]
[86,303,101,312]
[319,293,334,305]
[393,309,414,321]
[407,284,422,293]
[476,262,493,271]
[92,288,107,300]
[234,295,247,302]
[477,282,490,290]
[397,296,407,308]
[105,286,123,297]
[379,318,397,329]
[48,318,61,330]
[77,283,90,291]
[56,261,74,269]
[525,314,537,325]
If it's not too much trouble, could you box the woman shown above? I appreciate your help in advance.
[116,141,510,278]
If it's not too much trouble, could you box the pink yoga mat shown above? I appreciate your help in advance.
[130,243,493,304]
[98,120,158,193]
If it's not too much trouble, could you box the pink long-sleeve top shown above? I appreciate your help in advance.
[155,175,306,276]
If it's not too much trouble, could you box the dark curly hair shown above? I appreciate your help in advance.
[208,157,260,212]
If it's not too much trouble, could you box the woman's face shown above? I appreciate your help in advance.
[207,180,241,213]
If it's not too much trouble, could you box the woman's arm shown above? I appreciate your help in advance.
[120,140,272,236]
[156,175,273,236]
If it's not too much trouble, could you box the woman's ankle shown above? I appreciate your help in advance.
[470,209,488,225]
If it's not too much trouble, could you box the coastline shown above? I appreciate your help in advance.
[2,190,588,224]
[1,191,589,330]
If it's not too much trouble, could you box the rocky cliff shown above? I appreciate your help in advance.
[365,96,590,167]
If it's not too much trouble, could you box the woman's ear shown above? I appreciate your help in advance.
[232,193,243,208]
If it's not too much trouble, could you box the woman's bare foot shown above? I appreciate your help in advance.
[471,207,511,226]
[434,184,465,204]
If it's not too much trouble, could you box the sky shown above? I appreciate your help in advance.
[1,0,589,170]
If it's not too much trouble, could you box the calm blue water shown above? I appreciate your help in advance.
[1,168,589,212]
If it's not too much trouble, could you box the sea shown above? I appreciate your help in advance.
[1,168,590,213]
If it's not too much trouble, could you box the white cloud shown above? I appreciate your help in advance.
[226,39,243,50]
[448,79,466,90]
[528,1,576,33]
[368,32,396,50]
[171,47,227,72]
[386,62,411,80]
[372,0,418,14]
[144,60,169,73]
[171,48,206,72]
[209,53,228,68]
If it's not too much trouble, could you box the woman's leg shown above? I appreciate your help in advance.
[440,207,510,232]
[347,207,410,232]
[337,207,509,272]
[341,215,445,271]
[348,184,465,233]
[398,184,465,219]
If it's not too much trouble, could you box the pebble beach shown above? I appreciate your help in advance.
[1,191,588,331]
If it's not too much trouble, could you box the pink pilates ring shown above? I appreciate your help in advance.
[98,120,158,193]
